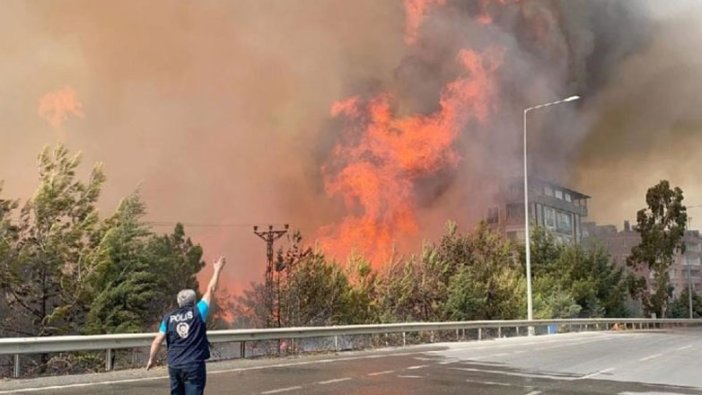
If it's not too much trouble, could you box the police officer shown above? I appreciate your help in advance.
[147,256,226,395]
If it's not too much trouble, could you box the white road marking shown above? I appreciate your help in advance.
[0,332,622,394]
[407,365,429,370]
[579,367,614,380]
[0,376,169,394]
[397,375,423,378]
[434,336,615,356]
[453,367,570,381]
[465,379,514,387]
[638,353,663,362]
[261,386,302,394]
[317,377,351,385]
[676,345,693,351]
[525,391,542,395]
[368,370,395,376]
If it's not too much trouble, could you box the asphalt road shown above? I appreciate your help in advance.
[2,328,701,394]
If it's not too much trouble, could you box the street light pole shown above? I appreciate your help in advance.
[688,261,693,319]
[523,95,580,327]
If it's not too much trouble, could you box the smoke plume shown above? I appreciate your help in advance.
[1,1,701,292]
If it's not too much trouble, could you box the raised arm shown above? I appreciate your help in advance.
[202,256,226,306]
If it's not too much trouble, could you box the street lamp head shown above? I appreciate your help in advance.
[564,95,580,102]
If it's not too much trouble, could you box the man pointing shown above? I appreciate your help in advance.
[147,256,226,395]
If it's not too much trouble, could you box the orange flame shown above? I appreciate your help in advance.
[404,0,446,45]
[320,48,503,266]
[38,86,84,128]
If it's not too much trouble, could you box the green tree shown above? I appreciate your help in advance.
[1,146,104,337]
[283,251,352,326]
[567,245,628,317]
[668,288,702,319]
[145,223,205,318]
[457,222,524,320]
[0,183,19,336]
[526,227,628,318]
[627,180,687,318]
[378,222,524,322]
[232,282,270,328]
[84,194,161,334]
[341,254,380,324]
[377,245,448,322]
[532,274,581,319]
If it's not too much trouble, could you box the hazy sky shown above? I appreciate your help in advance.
[2,1,702,292]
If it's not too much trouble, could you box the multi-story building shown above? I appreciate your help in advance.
[582,221,641,267]
[487,178,590,244]
[582,222,702,297]
[671,230,702,297]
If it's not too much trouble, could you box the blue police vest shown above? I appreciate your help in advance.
[164,304,210,366]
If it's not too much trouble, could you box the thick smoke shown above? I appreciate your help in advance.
[0,0,405,292]
[574,2,702,226]
[1,1,700,291]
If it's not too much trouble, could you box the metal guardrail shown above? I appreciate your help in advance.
[2,318,701,378]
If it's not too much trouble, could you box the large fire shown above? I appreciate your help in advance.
[319,25,503,266]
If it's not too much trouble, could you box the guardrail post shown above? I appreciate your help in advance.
[516,326,520,336]
[498,326,501,338]
[105,349,113,371]
[478,328,482,341]
[14,354,20,378]
[462,328,465,340]
[334,335,339,352]
[240,341,246,358]
[403,332,406,346]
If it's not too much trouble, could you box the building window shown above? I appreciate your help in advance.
[565,193,572,202]
[555,189,563,200]
[544,207,555,229]
[507,204,524,220]
[686,256,701,266]
[544,186,553,196]
[556,212,572,234]
[487,207,499,224]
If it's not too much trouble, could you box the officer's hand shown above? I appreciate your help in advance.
[146,358,155,370]
[214,256,226,272]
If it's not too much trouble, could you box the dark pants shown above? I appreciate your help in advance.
[168,361,206,395]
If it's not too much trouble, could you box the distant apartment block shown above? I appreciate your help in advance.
[487,178,590,244]
[583,222,702,297]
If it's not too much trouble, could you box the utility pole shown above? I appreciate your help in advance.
[254,224,289,327]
